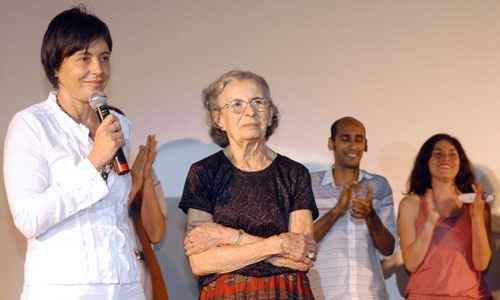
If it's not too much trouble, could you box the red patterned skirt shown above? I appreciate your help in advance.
[199,272,314,300]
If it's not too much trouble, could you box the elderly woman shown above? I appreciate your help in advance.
[3,7,164,300]
[179,70,319,299]
[398,134,492,299]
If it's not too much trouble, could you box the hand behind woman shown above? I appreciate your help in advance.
[143,135,157,179]
[130,134,157,204]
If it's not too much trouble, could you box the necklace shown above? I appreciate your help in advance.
[55,94,81,124]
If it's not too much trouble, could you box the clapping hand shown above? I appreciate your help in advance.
[424,189,440,226]
[470,183,486,221]
[129,134,157,204]
[350,184,374,219]
[334,184,353,215]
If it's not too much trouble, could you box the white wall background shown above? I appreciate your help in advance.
[1,1,500,299]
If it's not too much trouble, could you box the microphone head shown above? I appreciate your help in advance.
[89,93,108,110]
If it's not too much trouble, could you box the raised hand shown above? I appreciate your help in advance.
[335,184,353,215]
[129,134,157,203]
[470,183,486,221]
[88,115,124,170]
[424,189,440,226]
[130,145,147,198]
[351,184,374,219]
[143,134,157,181]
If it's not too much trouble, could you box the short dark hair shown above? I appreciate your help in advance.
[202,70,280,148]
[407,133,475,196]
[41,5,112,88]
[330,116,365,140]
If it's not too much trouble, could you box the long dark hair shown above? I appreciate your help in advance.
[407,133,475,196]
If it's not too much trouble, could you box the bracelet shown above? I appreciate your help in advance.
[234,229,245,245]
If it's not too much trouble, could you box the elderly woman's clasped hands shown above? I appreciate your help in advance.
[184,222,317,266]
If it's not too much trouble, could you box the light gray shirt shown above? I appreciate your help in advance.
[308,168,398,300]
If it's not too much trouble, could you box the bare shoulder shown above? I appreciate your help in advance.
[398,194,420,218]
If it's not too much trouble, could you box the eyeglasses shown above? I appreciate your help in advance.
[218,97,270,114]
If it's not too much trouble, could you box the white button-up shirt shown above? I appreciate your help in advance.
[308,168,398,300]
[3,92,141,285]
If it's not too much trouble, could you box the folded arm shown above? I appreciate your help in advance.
[185,209,282,276]
[185,209,316,275]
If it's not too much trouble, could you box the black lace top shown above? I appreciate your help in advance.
[179,150,318,288]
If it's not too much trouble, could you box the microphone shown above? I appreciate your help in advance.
[89,93,130,175]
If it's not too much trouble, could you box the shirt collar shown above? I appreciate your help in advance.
[46,91,91,137]
[321,164,372,187]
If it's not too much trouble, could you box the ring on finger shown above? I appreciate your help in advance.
[306,251,315,260]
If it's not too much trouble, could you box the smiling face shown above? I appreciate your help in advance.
[330,119,367,170]
[214,79,272,145]
[428,139,460,182]
[56,38,111,105]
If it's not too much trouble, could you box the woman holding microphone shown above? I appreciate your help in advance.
[4,6,164,300]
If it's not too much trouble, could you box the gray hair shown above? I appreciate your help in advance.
[202,70,280,147]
